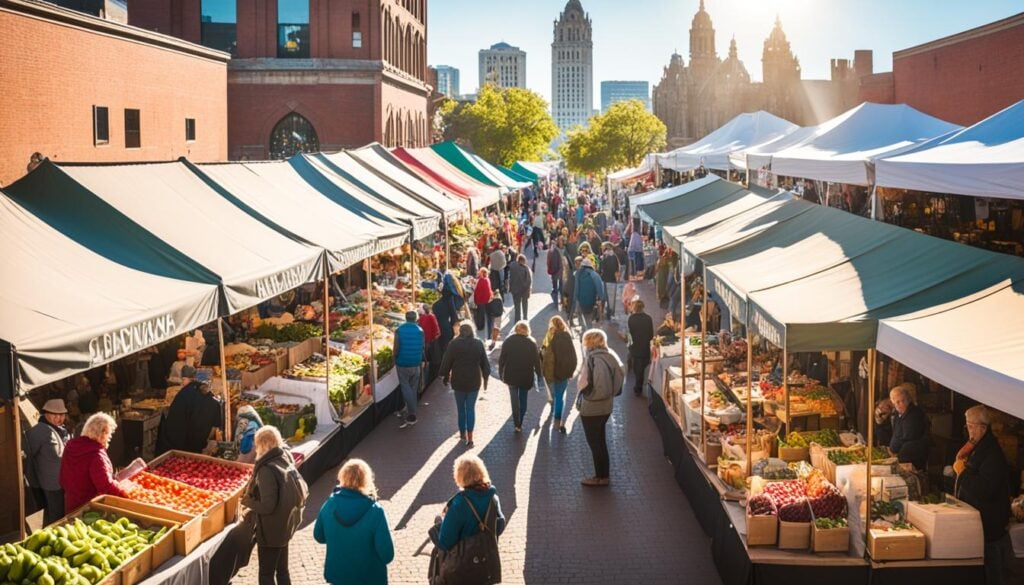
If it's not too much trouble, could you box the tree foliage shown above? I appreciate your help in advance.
[559,99,666,175]
[440,85,559,167]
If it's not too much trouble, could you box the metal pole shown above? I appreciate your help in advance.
[870,184,879,220]
[366,258,377,393]
[410,235,417,310]
[444,217,451,272]
[13,393,26,540]
[217,318,231,441]
[746,322,754,478]
[323,262,331,409]
[782,344,790,441]
[700,269,708,459]
[865,348,877,551]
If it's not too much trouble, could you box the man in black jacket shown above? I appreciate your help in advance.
[955,405,1011,585]
[599,243,621,319]
[439,322,491,447]
[889,385,929,470]
[498,321,543,433]
[626,300,654,396]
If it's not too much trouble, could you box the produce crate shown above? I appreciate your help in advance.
[811,524,850,553]
[287,337,320,369]
[867,527,926,561]
[106,471,225,544]
[92,495,202,556]
[778,520,811,550]
[274,350,289,374]
[240,362,278,390]
[777,443,809,463]
[147,450,253,525]
[745,512,778,546]
[904,496,984,559]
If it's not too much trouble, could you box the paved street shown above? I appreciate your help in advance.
[238,248,721,584]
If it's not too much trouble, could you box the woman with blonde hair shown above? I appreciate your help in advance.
[431,455,505,583]
[60,413,128,512]
[540,315,578,433]
[314,459,394,585]
[575,329,624,487]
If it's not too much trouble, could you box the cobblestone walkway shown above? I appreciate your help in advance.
[237,248,721,584]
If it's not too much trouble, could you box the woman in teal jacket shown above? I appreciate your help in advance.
[314,459,395,584]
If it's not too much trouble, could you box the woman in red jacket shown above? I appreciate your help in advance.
[60,413,129,513]
[473,268,492,341]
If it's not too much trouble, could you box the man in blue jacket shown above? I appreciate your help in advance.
[571,258,607,330]
[394,311,425,428]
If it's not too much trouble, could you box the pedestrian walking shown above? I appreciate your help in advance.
[627,299,655,396]
[242,426,309,585]
[439,321,491,448]
[419,303,442,380]
[508,253,532,323]
[314,459,394,585]
[599,242,621,319]
[473,268,492,340]
[488,244,507,295]
[466,247,480,280]
[433,298,456,353]
[563,256,582,321]
[575,329,624,487]
[540,315,578,433]
[498,321,543,433]
[394,310,424,428]
[571,258,607,330]
[429,455,505,585]
[628,226,644,280]
[26,399,69,525]
[485,287,504,351]
[547,237,564,304]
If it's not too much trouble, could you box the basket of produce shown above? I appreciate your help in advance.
[811,517,849,553]
[717,456,746,490]
[821,446,894,484]
[91,495,201,556]
[745,494,778,546]
[147,451,253,525]
[124,472,227,541]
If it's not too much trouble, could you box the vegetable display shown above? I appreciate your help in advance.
[126,472,224,516]
[149,456,252,494]
[780,429,841,449]
[253,322,323,343]
[827,446,891,465]
[815,517,848,529]
[747,494,776,517]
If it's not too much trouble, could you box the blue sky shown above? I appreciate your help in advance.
[427,0,1022,103]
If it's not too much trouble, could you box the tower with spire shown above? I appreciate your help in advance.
[688,0,718,82]
[551,0,594,132]
[763,15,801,88]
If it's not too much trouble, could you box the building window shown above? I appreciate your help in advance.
[200,0,237,56]
[93,106,109,145]
[185,118,197,142]
[269,112,319,159]
[352,12,362,48]
[124,109,141,149]
[278,1,310,58]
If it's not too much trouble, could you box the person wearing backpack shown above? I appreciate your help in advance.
[575,329,624,487]
[547,238,564,305]
[242,426,309,585]
[540,315,578,434]
[314,459,394,585]
[430,455,506,585]
[571,258,607,330]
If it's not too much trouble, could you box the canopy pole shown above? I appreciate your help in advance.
[323,262,331,411]
[745,321,754,478]
[217,318,231,442]
[865,348,877,551]
[444,217,451,272]
[366,258,377,394]
[410,234,417,311]
[700,271,708,460]
[13,393,26,540]
[782,344,789,441]
[870,184,879,220]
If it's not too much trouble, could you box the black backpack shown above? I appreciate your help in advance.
[437,494,501,584]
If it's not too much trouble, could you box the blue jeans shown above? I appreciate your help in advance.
[629,251,643,277]
[454,390,479,433]
[550,379,569,421]
[509,387,530,428]
[397,365,420,417]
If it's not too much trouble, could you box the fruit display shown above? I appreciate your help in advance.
[149,455,252,494]
[285,352,368,406]
[416,288,440,306]
[815,517,848,529]
[225,350,277,373]
[4,514,168,585]
[780,429,841,449]
[827,446,892,465]
[761,475,847,522]
[762,466,798,480]
[126,472,225,516]
[719,339,748,368]
[252,322,323,343]
[759,379,782,401]
[747,494,776,517]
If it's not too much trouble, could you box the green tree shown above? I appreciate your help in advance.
[559,99,666,175]
[440,84,559,167]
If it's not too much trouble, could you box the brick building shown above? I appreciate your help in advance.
[129,0,431,160]
[0,0,228,187]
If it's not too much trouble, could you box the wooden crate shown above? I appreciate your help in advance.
[147,449,253,525]
[274,350,289,374]
[777,444,809,463]
[867,528,926,561]
[92,495,203,555]
[778,521,811,550]
[745,512,778,546]
[811,525,850,553]
[240,362,278,390]
[287,337,320,369]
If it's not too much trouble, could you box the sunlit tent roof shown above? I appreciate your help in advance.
[430,142,530,190]
[636,176,775,225]
[496,165,535,184]
[513,160,559,180]
[346,144,469,218]
[661,190,791,251]
[657,111,799,171]
[629,175,720,214]
[875,99,1024,200]
[194,160,407,273]
[877,278,1024,420]
[393,147,501,209]
[728,125,818,171]
[770,102,962,185]
[0,193,219,396]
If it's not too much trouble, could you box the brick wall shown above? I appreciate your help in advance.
[893,15,1024,126]
[0,1,228,186]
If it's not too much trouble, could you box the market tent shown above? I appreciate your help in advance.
[877,278,1024,420]
[609,161,654,185]
[629,175,720,214]
[469,152,531,189]
[191,161,408,273]
[875,99,1024,200]
[497,165,535,184]
[0,193,219,395]
[661,189,791,251]
[657,111,798,171]
[514,160,559,180]
[770,102,961,185]
[310,152,442,237]
[430,141,531,190]
[393,146,502,209]
[728,125,817,171]
[346,144,470,218]
[295,154,439,240]
[636,176,762,224]
[6,161,326,315]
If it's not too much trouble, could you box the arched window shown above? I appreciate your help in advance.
[269,112,319,159]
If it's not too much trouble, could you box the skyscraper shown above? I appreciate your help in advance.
[478,42,526,90]
[434,65,461,98]
[551,0,593,131]
[601,81,650,112]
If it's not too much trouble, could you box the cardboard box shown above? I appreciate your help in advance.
[778,444,809,463]
[93,495,203,556]
[778,521,811,550]
[867,528,926,561]
[240,362,278,390]
[905,496,984,559]
[745,512,778,546]
[147,450,253,525]
[287,337,320,369]
[811,524,850,553]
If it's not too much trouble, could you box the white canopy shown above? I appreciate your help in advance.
[609,154,656,183]
[657,111,798,171]
[770,102,961,185]
[346,144,470,219]
[729,125,817,171]
[877,278,1024,420]
[875,99,1024,200]
[629,175,720,214]
[515,160,560,178]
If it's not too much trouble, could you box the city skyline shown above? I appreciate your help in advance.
[428,0,1022,107]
